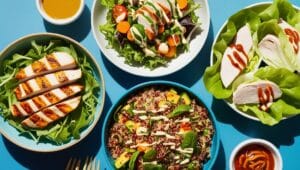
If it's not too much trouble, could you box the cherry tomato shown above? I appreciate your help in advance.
[112,5,128,22]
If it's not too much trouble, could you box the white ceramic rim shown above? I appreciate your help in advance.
[35,0,85,25]
[210,1,300,121]
[91,0,211,77]
[229,138,283,170]
[0,32,106,152]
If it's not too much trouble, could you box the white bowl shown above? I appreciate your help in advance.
[36,0,85,25]
[92,0,210,77]
[229,138,283,170]
[211,2,300,122]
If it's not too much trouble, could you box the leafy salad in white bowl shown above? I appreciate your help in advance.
[204,0,300,126]
[92,0,210,77]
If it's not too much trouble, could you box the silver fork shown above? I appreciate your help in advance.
[65,156,100,170]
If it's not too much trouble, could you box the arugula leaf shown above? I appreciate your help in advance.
[100,0,115,8]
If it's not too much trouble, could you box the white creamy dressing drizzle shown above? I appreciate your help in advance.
[143,161,158,165]
[180,158,190,165]
[136,126,149,136]
[116,12,126,23]
[139,115,148,120]
[132,109,147,114]
[175,118,190,123]
[175,147,194,154]
[130,142,159,148]
[125,139,133,144]
[150,115,169,121]
[151,131,176,139]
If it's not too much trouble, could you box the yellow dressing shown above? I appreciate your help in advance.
[42,0,81,19]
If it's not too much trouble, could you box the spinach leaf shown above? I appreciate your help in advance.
[129,151,140,170]
[168,105,191,118]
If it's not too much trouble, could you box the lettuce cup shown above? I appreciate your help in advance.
[203,0,300,126]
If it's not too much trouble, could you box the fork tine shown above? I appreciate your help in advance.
[66,157,79,170]
[92,157,96,170]
[83,156,90,170]
[85,156,92,170]
[75,158,81,170]
[82,157,89,170]
[96,159,100,170]
[65,157,73,170]
[66,157,100,170]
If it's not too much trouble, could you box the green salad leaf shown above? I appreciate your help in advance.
[203,8,261,99]
[100,0,115,8]
[129,151,140,170]
[99,0,201,69]
[203,0,300,125]
[255,66,300,107]
[239,66,300,125]
[168,104,191,118]
[0,40,100,144]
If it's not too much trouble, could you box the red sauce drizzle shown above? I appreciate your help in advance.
[233,51,247,68]
[227,44,249,71]
[257,86,274,111]
[284,28,299,54]
[227,54,243,71]
[234,144,275,170]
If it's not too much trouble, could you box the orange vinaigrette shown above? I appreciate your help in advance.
[42,0,81,19]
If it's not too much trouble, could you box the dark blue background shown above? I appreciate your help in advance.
[0,0,299,169]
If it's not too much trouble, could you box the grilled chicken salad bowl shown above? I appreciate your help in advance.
[92,0,210,77]
[0,33,105,152]
[204,0,300,126]
[101,81,219,170]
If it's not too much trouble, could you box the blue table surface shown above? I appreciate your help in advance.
[1,0,300,169]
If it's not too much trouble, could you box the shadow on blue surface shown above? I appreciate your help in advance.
[212,140,226,170]
[2,92,112,170]
[212,98,300,147]
[43,5,91,42]
[101,20,214,89]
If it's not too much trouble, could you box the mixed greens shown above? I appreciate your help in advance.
[0,40,100,144]
[99,0,201,69]
[204,0,300,125]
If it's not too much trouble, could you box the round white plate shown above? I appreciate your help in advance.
[211,2,300,122]
[92,0,210,77]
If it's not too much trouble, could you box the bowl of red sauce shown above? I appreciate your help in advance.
[230,138,282,170]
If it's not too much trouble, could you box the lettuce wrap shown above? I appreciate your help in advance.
[203,0,300,125]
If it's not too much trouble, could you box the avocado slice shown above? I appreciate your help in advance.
[115,151,130,169]
[166,89,180,104]
[125,120,136,133]
[180,92,191,105]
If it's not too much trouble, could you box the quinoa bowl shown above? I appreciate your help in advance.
[101,81,219,169]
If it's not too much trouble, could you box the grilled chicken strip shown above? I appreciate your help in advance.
[233,80,282,105]
[15,52,76,82]
[14,69,82,100]
[11,84,83,117]
[220,25,253,88]
[258,34,294,71]
[22,96,81,129]
[279,19,300,55]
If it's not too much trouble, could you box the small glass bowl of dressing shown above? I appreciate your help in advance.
[36,0,84,25]
[230,139,282,170]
